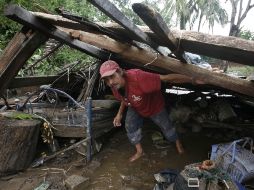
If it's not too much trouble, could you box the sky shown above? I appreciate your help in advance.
[202,0,254,36]
[130,0,254,36]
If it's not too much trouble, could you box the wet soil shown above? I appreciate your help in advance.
[0,121,251,190]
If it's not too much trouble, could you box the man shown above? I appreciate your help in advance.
[100,60,199,162]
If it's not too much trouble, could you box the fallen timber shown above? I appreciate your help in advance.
[87,0,166,55]
[0,28,48,94]
[132,3,186,62]
[4,5,111,61]
[9,76,62,89]
[73,30,254,97]
[4,5,254,97]
[31,11,254,66]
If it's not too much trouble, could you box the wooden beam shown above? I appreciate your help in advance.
[0,27,27,72]
[55,8,136,46]
[87,0,166,55]
[72,30,254,97]
[175,30,254,66]
[9,76,61,89]
[0,29,48,94]
[132,3,186,62]
[112,26,254,67]
[4,4,110,61]
[31,12,254,66]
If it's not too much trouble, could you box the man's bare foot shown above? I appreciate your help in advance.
[129,151,144,162]
[176,139,184,154]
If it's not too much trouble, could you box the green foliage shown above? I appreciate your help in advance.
[21,45,96,76]
[239,30,254,40]
[160,0,228,31]
[0,0,107,76]
[227,66,254,77]
[1,111,33,120]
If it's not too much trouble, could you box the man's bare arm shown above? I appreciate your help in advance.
[160,74,205,84]
[113,101,126,127]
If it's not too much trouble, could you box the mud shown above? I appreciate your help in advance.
[0,120,251,190]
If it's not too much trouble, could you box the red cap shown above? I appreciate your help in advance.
[100,60,120,78]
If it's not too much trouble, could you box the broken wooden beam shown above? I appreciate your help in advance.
[104,25,254,67]
[31,12,254,66]
[132,3,186,62]
[55,8,137,47]
[4,4,111,61]
[0,28,27,72]
[73,30,254,97]
[0,28,48,94]
[87,0,166,55]
[4,5,165,74]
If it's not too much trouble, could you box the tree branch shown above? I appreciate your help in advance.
[238,0,254,25]
[237,0,243,24]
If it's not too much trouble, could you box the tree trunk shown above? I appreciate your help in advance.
[0,114,42,176]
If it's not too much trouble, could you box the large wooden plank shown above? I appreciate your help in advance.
[9,76,60,88]
[132,3,186,62]
[4,5,110,61]
[87,0,166,55]
[31,12,254,66]
[0,27,27,72]
[0,30,48,94]
[109,25,254,67]
[174,30,254,66]
[55,8,135,46]
[72,30,254,97]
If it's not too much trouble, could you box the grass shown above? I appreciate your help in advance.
[227,65,254,77]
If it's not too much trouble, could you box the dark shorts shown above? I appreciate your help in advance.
[125,107,178,145]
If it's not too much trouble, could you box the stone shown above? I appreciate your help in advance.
[65,175,90,190]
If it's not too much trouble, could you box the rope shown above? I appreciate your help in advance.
[144,52,159,66]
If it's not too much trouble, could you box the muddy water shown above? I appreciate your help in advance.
[0,121,243,190]
[85,121,222,190]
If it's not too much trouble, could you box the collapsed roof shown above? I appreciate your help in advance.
[1,1,254,98]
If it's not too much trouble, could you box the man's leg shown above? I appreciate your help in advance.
[150,108,184,154]
[125,107,144,162]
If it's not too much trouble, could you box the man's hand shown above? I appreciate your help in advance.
[113,113,122,127]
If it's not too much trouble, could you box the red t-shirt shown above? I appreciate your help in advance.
[111,69,165,117]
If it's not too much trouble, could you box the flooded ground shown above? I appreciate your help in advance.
[0,120,251,190]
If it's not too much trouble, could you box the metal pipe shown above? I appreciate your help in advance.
[86,97,92,162]
[40,86,93,162]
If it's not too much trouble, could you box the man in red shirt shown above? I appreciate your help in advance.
[100,60,197,162]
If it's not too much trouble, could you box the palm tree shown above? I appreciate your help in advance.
[161,0,198,29]
[196,0,228,32]
[160,0,227,32]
